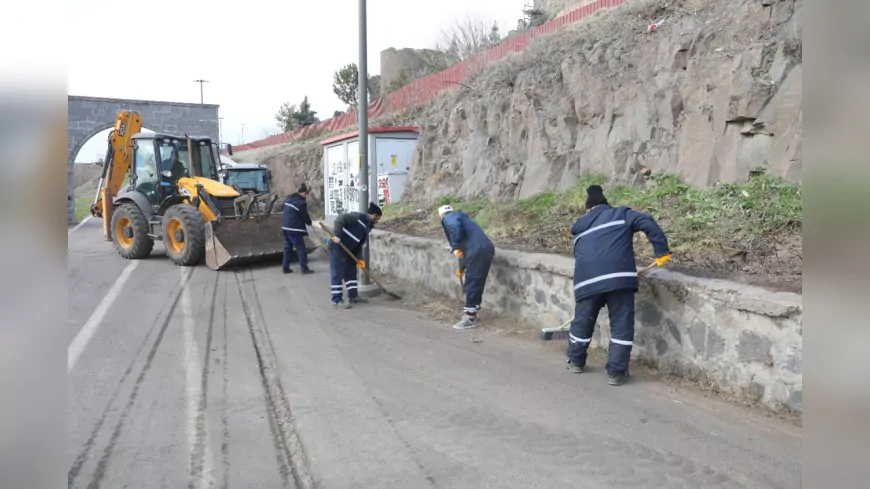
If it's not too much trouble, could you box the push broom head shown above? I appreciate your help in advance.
[539,329,571,342]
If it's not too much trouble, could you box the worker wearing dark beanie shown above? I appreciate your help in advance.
[585,185,609,209]
[327,202,383,308]
[565,183,672,386]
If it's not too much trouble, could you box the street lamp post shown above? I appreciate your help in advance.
[240,123,245,145]
[218,117,224,149]
[357,0,376,295]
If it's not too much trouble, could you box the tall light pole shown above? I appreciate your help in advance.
[357,0,374,292]
[193,79,210,103]
[240,123,245,144]
[218,117,224,149]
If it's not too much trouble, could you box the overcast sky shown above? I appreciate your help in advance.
[70,0,527,163]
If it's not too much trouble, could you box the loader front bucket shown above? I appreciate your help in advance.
[204,215,320,271]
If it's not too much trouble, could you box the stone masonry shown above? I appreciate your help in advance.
[352,228,803,414]
[67,95,220,224]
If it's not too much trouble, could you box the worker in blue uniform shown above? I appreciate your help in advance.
[439,205,496,330]
[328,202,383,308]
[281,183,313,275]
[566,185,671,386]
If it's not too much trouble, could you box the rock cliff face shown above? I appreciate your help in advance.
[406,0,802,202]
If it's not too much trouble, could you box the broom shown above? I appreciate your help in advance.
[539,261,660,341]
[317,222,402,300]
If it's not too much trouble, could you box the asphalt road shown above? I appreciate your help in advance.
[68,217,802,489]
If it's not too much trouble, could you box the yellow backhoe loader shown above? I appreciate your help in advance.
[90,110,317,270]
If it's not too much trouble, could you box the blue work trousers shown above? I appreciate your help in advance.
[282,231,308,271]
[329,250,359,303]
[461,250,494,315]
[565,289,636,375]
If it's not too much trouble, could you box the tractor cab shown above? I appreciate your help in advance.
[219,163,273,194]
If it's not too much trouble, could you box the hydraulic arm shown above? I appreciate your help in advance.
[90,110,143,241]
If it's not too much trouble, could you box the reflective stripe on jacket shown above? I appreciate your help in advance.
[281,193,312,235]
[571,205,670,301]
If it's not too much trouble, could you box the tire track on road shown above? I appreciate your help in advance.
[219,272,231,489]
[84,268,195,489]
[68,272,185,489]
[234,269,314,489]
[186,270,221,489]
[289,281,438,488]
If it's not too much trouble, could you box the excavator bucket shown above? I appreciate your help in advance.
[203,215,320,271]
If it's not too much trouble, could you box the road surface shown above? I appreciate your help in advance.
[68,218,801,489]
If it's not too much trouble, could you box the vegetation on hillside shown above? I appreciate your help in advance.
[275,96,320,132]
[379,171,802,291]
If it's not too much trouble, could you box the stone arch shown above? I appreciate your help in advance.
[68,121,115,167]
[67,95,220,223]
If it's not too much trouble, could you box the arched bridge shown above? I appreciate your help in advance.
[67,95,220,224]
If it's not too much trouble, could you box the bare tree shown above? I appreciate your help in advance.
[434,14,503,63]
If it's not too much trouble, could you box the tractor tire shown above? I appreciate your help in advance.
[111,203,154,260]
[162,204,206,266]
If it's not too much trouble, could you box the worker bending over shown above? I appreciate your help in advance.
[566,185,671,385]
[439,205,495,330]
[328,202,383,308]
[281,184,313,275]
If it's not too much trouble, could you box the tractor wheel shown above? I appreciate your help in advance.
[111,203,154,260]
[162,204,206,266]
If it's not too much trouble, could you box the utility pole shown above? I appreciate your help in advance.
[218,117,224,149]
[357,0,375,293]
[193,79,210,103]
[240,123,245,144]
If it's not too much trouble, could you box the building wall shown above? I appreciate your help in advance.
[380,48,451,91]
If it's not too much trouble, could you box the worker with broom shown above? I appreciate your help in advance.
[566,185,671,386]
[327,202,383,309]
[281,183,314,275]
[439,205,495,330]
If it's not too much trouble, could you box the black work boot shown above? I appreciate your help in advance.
[607,372,629,386]
[282,268,294,274]
[300,268,314,275]
[566,358,584,374]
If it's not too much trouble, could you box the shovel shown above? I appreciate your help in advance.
[317,222,402,300]
[539,261,660,341]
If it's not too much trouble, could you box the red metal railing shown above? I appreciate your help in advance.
[231,0,629,153]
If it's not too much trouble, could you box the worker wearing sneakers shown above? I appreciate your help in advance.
[281,183,314,275]
[439,205,495,330]
[566,185,671,386]
[328,202,383,308]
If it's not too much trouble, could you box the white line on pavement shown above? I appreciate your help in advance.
[68,216,92,233]
[180,268,215,488]
[67,260,138,373]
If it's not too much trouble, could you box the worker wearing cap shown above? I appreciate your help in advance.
[439,205,495,330]
[566,185,671,386]
[328,202,383,308]
[281,183,314,275]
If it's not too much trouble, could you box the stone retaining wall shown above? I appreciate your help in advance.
[364,229,803,414]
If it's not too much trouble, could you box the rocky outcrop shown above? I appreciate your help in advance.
[406,0,802,201]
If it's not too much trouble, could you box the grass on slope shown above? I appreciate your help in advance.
[379,171,802,292]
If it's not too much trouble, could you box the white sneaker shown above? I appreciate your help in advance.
[452,316,478,330]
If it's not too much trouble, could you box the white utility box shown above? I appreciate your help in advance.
[320,126,418,219]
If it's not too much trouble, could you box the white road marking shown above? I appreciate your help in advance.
[180,268,215,489]
[68,216,92,233]
[67,260,138,373]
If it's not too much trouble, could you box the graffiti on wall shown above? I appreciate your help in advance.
[327,156,348,215]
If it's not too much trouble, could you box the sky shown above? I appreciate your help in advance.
[70,0,528,163]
